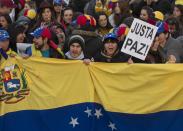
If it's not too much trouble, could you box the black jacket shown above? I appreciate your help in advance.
[65,29,102,59]
[132,0,171,17]
[94,51,130,63]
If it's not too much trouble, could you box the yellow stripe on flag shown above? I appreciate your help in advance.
[1,58,183,116]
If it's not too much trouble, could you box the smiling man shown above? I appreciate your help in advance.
[29,27,64,59]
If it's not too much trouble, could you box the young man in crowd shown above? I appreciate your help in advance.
[29,27,64,58]
[65,34,91,65]
[65,35,85,60]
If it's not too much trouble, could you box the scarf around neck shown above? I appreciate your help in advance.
[65,51,84,60]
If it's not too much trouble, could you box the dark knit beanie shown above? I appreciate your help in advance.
[68,35,85,51]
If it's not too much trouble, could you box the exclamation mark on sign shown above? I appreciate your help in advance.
[144,46,149,56]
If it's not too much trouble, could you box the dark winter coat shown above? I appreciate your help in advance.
[158,36,183,63]
[66,29,102,59]
[131,0,171,17]
[93,51,130,63]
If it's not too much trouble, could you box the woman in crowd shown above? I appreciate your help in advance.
[33,1,57,30]
[0,14,12,30]
[140,6,155,25]
[109,0,132,27]
[173,4,183,36]
[61,7,74,36]
[53,0,63,23]
[93,33,132,63]
[95,12,112,37]
[9,25,27,52]
[166,16,180,38]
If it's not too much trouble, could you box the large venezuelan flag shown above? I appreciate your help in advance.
[0,57,183,131]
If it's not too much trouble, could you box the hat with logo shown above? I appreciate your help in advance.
[30,27,51,39]
[103,33,118,43]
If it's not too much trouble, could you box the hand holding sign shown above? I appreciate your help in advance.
[121,18,158,60]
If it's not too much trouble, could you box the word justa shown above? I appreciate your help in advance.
[131,22,154,40]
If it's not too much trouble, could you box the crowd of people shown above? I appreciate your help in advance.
[0,0,183,64]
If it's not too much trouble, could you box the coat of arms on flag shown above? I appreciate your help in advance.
[0,64,30,104]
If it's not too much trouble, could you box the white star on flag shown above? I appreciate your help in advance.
[94,108,103,119]
[84,107,92,117]
[108,121,117,131]
[69,117,79,128]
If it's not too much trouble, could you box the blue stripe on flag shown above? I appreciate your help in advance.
[0,103,183,131]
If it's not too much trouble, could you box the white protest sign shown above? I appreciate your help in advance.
[64,0,70,5]
[121,18,158,60]
[16,43,32,56]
